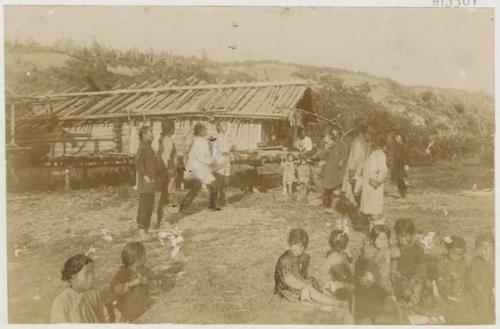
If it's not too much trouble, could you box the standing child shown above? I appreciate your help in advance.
[465,233,494,324]
[110,242,159,322]
[392,219,426,307]
[281,154,296,196]
[51,254,109,323]
[296,157,311,197]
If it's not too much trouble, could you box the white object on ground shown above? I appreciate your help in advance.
[101,229,113,243]
[443,208,448,216]
[420,232,435,249]
[85,246,97,257]
[14,244,27,257]
[158,227,184,259]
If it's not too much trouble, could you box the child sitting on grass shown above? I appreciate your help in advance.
[51,254,109,323]
[361,225,400,295]
[353,257,402,324]
[110,242,160,322]
[322,230,354,302]
[274,228,334,304]
[465,232,494,324]
[274,229,353,323]
[430,235,467,324]
[392,219,426,307]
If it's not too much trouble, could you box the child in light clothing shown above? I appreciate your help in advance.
[51,254,109,323]
[281,154,296,196]
[110,242,160,322]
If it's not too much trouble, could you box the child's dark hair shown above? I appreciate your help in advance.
[370,224,391,242]
[288,228,309,249]
[475,232,494,248]
[328,229,349,255]
[138,126,151,141]
[193,123,206,136]
[121,242,146,267]
[61,254,93,282]
[394,219,415,236]
[444,235,466,252]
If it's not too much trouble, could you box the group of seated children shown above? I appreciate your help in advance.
[51,242,161,323]
[281,154,312,198]
[274,219,495,325]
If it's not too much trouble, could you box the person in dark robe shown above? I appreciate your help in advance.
[318,128,348,210]
[391,133,409,200]
[134,126,159,239]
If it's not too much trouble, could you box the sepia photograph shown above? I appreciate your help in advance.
[2,3,496,325]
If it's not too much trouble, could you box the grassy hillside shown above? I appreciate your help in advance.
[5,40,494,163]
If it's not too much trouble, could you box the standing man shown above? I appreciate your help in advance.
[156,120,177,228]
[391,133,409,200]
[179,123,220,214]
[341,120,372,206]
[135,126,158,239]
[294,130,313,154]
[318,128,348,211]
[212,122,233,208]
[360,135,388,225]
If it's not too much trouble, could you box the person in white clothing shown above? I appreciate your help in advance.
[295,130,313,154]
[179,123,220,213]
[212,122,233,207]
[360,135,388,224]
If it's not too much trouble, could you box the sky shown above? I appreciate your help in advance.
[3,6,495,94]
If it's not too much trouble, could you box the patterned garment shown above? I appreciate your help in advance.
[50,288,108,323]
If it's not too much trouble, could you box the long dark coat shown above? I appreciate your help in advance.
[319,140,348,190]
[135,141,159,194]
[391,143,408,183]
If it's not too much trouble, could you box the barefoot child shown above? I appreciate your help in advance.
[465,233,494,324]
[51,254,109,323]
[110,242,159,322]
[274,229,335,305]
[281,154,296,196]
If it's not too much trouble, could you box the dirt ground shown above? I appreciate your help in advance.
[6,161,494,324]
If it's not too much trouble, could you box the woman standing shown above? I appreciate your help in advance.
[135,126,158,239]
[318,128,348,210]
[391,133,409,200]
[360,135,388,223]
[179,123,219,214]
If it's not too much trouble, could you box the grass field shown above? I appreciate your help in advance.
[6,161,494,324]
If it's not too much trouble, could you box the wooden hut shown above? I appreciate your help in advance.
[7,79,314,162]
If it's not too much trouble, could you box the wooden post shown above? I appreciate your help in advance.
[64,168,71,190]
[10,104,16,146]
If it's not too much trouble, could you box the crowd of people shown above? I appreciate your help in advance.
[48,118,494,324]
[274,223,495,324]
[273,119,494,324]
